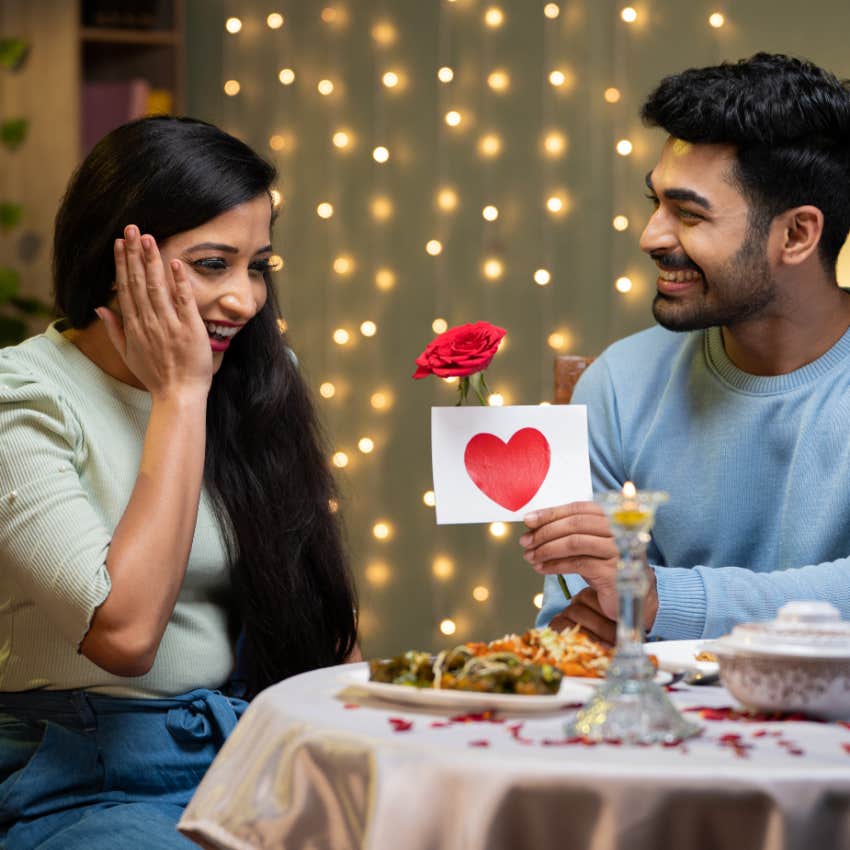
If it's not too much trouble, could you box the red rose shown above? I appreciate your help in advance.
[413,321,507,379]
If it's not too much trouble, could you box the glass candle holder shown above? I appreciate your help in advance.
[565,484,700,744]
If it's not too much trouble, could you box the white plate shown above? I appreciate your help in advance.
[648,639,719,676]
[337,665,595,713]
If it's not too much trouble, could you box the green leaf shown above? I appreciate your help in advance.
[0,118,28,150]
[0,267,20,303]
[0,315,29,346]
[10,295,52,316]
[0,203,23,232]
[0,39,29,72]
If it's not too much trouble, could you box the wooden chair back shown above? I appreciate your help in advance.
[554,355,594,403]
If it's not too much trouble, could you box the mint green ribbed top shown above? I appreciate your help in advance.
[0,324,234,697]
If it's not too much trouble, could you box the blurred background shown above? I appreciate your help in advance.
[3,0,850,659]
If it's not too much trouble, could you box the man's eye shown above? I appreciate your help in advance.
[644,192,659,206]
[192,258,227,271]
[678,208,702,221]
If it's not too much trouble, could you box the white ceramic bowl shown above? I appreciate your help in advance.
[712,601,850,720]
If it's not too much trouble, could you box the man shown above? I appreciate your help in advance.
[524,53,850,644]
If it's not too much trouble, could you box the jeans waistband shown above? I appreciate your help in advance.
[0,688,248,743]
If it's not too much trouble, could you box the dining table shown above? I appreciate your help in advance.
[178,659,850,850]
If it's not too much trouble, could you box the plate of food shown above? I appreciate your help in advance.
[647,639,719,676]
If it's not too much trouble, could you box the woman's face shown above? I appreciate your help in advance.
[158,193,273,372]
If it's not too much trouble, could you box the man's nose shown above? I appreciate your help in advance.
[639,208,677,255]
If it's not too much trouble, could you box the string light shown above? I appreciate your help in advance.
[544,3,560,18]
[225,17,242,33]
[316,202,334,219]
[708,12,725,27]
[375,268,395,290]
[270,189,283,208]
[372,521,392,540]
[365,561,391,587]
[548,70,566,87]
[472,585,490,602]
[604,87,622,103]
[223,80,240,96]
[370,196,393,221]
[328,498,339,513]
[432,318,448,333]
[320,7,338,24]
[333,255,354,275]
[370,390,393,410]
[426,240,443,256]
[332,451,349,468]
[533,592,544,609]
[543,131,567,157]
[534,268,551,286]
[372,146,390,163]
[371,21,397,45]
[489,522,508,538]
[423,490,436,507]
[547,331,569,350]
[443,376,458,384]
[482,258,504,280]
[484,7,505,28]
[478,134,502,158]
[333,328,351,345]
[546,194,570,215]
[317,79,334,96]
[268,134,285,151]
[382,71,400,88]
[482,205,499,221]
[432,557,455,580]
[358,437,375,453]
[266,12,284,29]
[269,254,284,271]
[332,130,351,149]
[615,276,633,293]
[616,139,633,156]
[277,318,288,333]
[487,70,510,92]
[319,381,336,399]
[620,6,638,23]
[488,393,504,406]
[439,619,457,636]
[437,66,454,83]
[436,188,458,212]
[360,321,377,337]
[445,110,462,127]
[278,68,295,85]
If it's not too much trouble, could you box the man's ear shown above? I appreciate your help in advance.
[775,205,824,266]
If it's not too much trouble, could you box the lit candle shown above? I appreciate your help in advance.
[612,480,651,528]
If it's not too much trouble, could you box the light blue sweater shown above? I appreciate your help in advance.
[538,323,850,639]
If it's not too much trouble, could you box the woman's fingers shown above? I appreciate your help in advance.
[113,238,136,323]
[140,234,179,322]
[170,259,203,329]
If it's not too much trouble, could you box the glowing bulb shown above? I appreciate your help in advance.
[482,258,503,280]
[484,7,504,27]
[382,71,399,88]
[224,80,241,96]
[332,451,349,468]
[372,521,392,540]
[225,17,242,33]
[443,376,458,384]
[549,70,566,87]
[439,618,457,636]
[370,391,391,410]
[621,6,638,23]
[372,146,390,163]
[708,12,725,27]
[546,195,564,213]
[320,7,340,24]
[426,240,443,256]
[445,110,462,127]
[543,3,560,18]
[268,135,286,151]
[432,557,455,580]
[332,255,354,276]
[432,318,448,334]
[543,131,567,157]
[317,202,334,219]
[278,68,296,85]
[437,188,458,211]
[613,214,630,231]
[333,328,351,345]
[534,268,551,286]
[473,585,490,602]
[488,393,504,406]
[375,268,395,290]
[482,205,499,221]
[360,321,377,337]
[268,254,284,272]
[277,318,288,333]
[319,381,336,399]
[328,498,339,513]
[370,196,393,221]
[423,490,436,507]
[371,21,397,45]
[489,522,508,538]
[437,66,454,83]
[358,437,375,453]
[616,139,633,156]
[604,87,622,103]
[365,561,391,587]
[487,70,509,92]
[623,480,637,498]
[478,133,502,158]
[317,79,334,96]
[267,12,284,29]
[270,189,283,208]
[615,276,633,293]
[533,592,544,609]
[548,332,568,350]
[332,130,350,148]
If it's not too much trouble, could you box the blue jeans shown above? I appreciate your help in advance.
[0,688,247,849]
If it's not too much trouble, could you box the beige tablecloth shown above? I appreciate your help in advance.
[179,663,850,850]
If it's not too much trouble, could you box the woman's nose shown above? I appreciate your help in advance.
[218,275,259,317]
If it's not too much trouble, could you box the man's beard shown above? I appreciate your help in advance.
[651,232,775,332]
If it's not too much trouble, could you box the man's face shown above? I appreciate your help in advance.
[640,138,776,332]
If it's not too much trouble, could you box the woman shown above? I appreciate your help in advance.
[0,116,359,848]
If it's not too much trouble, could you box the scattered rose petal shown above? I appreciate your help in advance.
[388,717,413,732]
[469,739,491,748]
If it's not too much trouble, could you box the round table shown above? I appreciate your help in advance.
[179,662,850,850]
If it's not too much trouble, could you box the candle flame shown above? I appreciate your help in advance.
[622,481,636,498]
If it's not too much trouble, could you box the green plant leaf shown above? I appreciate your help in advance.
[0,315,29,346]
[0,203,23,232]
[1,118,28,150]
[0,39,29,72]
[10,295,52,316]
[0,267,20,303]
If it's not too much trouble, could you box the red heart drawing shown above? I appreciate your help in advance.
[464,428,551,512]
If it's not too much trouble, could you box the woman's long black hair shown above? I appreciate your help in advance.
[54,116,358,696]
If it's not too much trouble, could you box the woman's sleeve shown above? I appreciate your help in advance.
[0,373,112,647]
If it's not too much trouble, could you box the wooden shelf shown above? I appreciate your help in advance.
[80,27,180,46]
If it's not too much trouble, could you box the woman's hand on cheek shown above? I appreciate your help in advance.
[97,225,213,400]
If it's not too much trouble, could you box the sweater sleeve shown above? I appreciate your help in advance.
[0,369,111,648]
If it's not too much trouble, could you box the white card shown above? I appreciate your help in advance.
[430,404,591,525]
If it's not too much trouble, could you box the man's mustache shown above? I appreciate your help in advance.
[650,250,702,274]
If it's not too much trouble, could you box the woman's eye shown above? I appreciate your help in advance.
[249,259,273,274]
[191,258,227,272]
[644,192,660,206]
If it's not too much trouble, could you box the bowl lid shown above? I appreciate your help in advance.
[714,601,850,659]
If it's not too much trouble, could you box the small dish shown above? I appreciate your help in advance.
[648,639,719,677]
